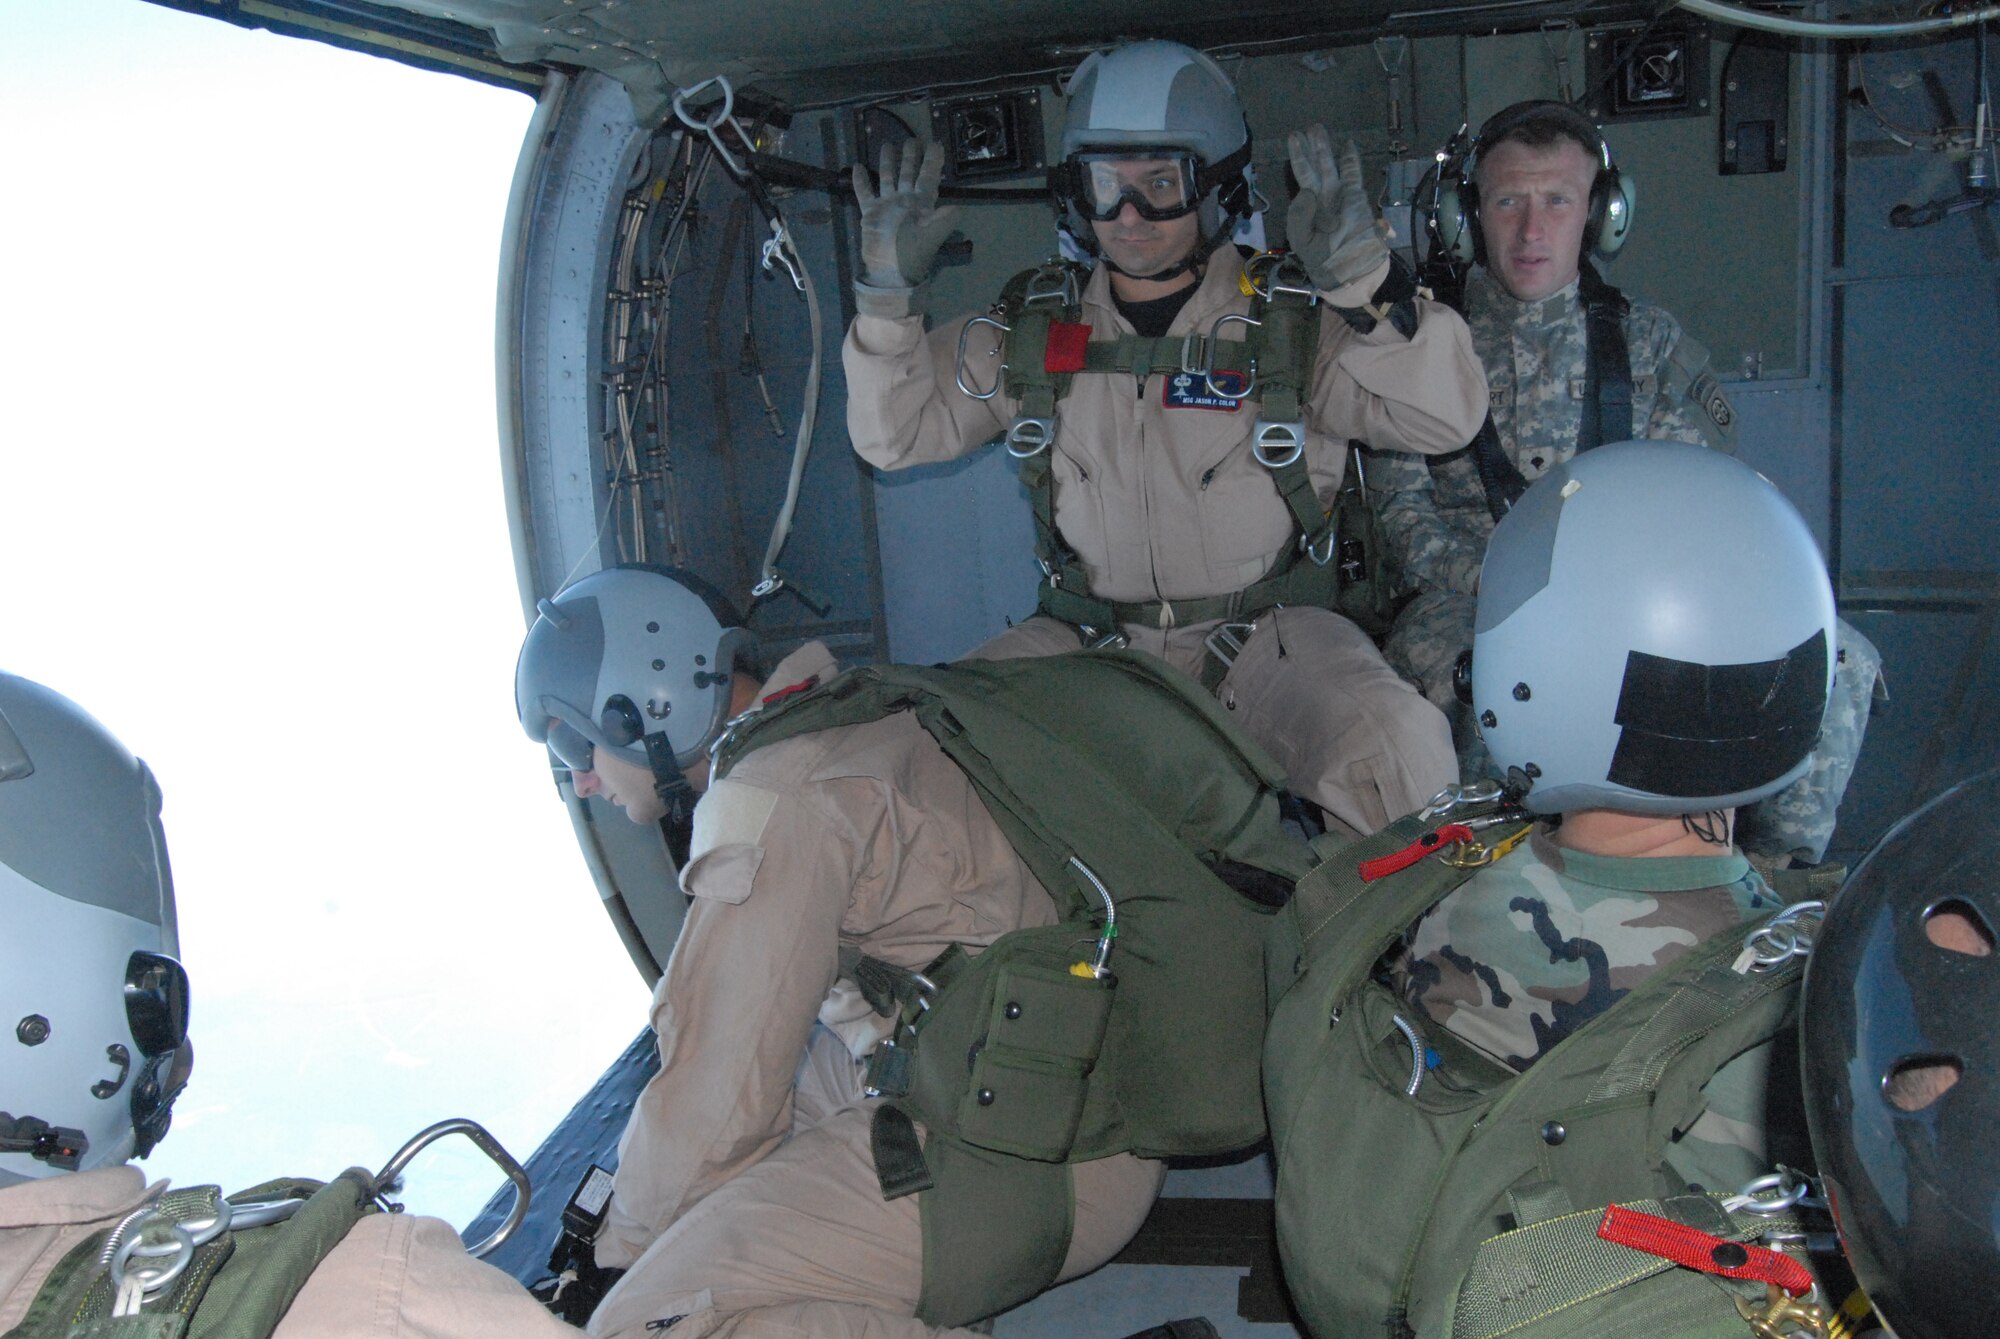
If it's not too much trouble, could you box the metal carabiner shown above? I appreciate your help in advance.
[1203,311,1261,400]
[1022,262,1080,310]
[1300,524,1337,566]
[372,1118,532,1259]
[1739,901,1827,974]
[1418,779,1505,822]
[955,315,1008,400]
[1005,416,1055,458]
[760,218,805,293]
[1242,251,1319,304]
[671,75,749,178]
[1723,1169,1821,1216]
[1253,419,1306,470]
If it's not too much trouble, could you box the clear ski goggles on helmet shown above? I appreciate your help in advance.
[1062,152,1203,221]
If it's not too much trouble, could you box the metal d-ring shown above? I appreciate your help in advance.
[372,1118,532,1259]
[1005,416,1055,458]
[109,1219,196,1302]
[1253,420,1306,469]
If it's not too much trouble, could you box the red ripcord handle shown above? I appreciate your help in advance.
[1597,1204,1816,1297]
[1358,824,1476,881]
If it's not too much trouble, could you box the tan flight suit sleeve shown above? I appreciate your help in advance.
[1307,259,1488,457]
[843,311,1011,471]
[594,777,856,1269]
[278,1213,582,1339]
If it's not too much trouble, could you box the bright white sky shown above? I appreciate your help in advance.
[1,0,647,1227]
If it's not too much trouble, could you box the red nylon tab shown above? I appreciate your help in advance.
[759,675,820,706]
[1358,824,1475,882]
[1596,1204,1815,1297]
[1045,321,1093,373]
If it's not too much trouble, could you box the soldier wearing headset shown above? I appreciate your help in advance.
[1371,99,1883,873]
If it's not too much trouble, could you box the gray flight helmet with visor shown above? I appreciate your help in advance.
[515,566,757,786]
[1052,40,1255,278]
[0,672,189,1186]
[1469,440,1835,815]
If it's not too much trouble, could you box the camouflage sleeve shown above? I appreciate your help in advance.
[1663,1038,1776,1196]
[1648,327,1738,455]
[1370,445,1486,597]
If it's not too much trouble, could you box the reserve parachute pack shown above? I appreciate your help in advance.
[10,1122,527,1339]
[1263,804,1826,1339]
[8,1173,376,1339]
[976,254,1403,639]
[711,649,1315,1325]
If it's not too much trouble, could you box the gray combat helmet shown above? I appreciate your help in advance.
[0,673,189,1184]
[1471,440,1835,815]
[515,566,757,777]
[1054,40,1254,273]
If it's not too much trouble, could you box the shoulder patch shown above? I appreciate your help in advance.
[1690,370,1735,429]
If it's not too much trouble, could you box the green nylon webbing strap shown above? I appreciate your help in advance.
[870,1104,934,1200]
[1447,1194,1799,1339]
[185,1172,373,1339]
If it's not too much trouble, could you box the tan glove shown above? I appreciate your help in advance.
[851,139,961,315]
[1285,126,1388,292]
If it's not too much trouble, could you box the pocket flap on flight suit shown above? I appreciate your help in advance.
[679,779,781,903]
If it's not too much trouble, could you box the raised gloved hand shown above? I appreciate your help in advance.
[851,138,961,311]
[1285,126,1388,293]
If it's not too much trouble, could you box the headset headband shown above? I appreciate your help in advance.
[1464,100,1613,185]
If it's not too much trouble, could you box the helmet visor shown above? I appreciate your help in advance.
[124,951,188,1058]
[1067,153,1201,221]
[545,718,595,774]
[526,699,621,775]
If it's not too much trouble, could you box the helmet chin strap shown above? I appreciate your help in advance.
[1100,243,1207,285]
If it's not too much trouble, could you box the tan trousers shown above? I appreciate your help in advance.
[973,607,1456,838]
[588,1028,1164,1339]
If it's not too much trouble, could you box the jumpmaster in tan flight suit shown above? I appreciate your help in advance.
[517,566,1304,1339]
[1266,443,1843,1339]
[842,40,1487,837]
[0,671,573,1339]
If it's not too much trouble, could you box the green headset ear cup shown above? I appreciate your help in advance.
[1592,166,1636,256]
[1435,174,1480,264]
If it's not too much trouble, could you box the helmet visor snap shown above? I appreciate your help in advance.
[1068,153,1201,221]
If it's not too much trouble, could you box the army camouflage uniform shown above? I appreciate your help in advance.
[1373,267,1883,863]
[1386,825,1803,1193]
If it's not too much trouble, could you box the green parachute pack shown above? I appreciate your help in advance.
[712,648,1315,1325]
[1263,807,1825,1339]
